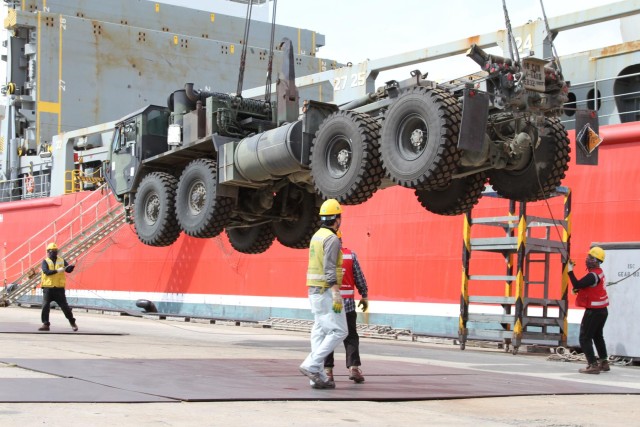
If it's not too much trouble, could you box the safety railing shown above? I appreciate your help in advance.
[64,169,105,194]
[561,70,640,127]
[0,173,51,202]
[1,184,125,304]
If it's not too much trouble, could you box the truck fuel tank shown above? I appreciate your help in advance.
[232,120,305,183]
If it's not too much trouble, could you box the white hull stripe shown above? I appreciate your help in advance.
[61,289,586,323]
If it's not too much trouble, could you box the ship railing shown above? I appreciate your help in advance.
[65,169,105,195]
[1,184,126,305]
[562,70,640,127]
[0,173,51,203]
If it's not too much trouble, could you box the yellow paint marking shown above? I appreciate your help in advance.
[39,101,61,114]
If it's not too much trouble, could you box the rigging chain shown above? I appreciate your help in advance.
[236,0,254,97]
[264,0,278,104]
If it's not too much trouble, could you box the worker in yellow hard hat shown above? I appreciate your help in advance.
[299,199,347,389]
[568,246,609,374]
[38,243,78,332]
[324,228,369,384]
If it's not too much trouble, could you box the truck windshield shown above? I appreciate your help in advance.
[111,128,123,153]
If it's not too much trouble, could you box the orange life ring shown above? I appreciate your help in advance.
[25,174,34,193]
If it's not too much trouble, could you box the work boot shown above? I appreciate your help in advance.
[324,367,334,382]
[579,363,601,374]
[598,359,610,372]
[70,322,78,332]
[299,366,323,387]
[311,378,336,389]
[38,324,50,331]
[348,366,365,383]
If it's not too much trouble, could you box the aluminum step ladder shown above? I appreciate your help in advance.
[1,185,125,306]
[458,186,572,354]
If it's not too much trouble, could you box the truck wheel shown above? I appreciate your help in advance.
[226,224,275,254]
[489,117,570,201]
[310,111,383,205]
[272,189,321,249]
[415,172,487,216]
[380,87,461,189]
[134,172,181,246]
[176,159,233,238]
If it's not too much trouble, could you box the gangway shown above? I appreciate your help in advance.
[458,187,571,354]
[1,185,125,306]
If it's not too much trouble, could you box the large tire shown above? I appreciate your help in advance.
[488,117,570,201]
[134,172,181,246]
[226,224,275,254]
[272,189,321,249]
[176,159,233,238]
[310,111,383,205]
[415,172,487,216]
[380,87,461,189]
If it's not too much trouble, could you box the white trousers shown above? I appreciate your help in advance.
[300,289,348,379]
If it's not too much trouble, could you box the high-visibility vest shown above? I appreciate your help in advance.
[339,248,355,298]
[576,267,608,308]
[306,228,343,288]
[41,257,66,288]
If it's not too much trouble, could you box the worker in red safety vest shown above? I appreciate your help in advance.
[568,246,609,374]
[324,229,369,383]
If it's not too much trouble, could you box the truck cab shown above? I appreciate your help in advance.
[104,106,170,198]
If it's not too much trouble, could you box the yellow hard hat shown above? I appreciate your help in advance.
[319,199,342,217]
[588,246,605,262]
[46,242,58,250]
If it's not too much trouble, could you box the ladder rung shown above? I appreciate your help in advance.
[523,317,562,326]
[525,298,566,308]
[468,296,515,304]
[467,313,515,323]
[469,275,516,281]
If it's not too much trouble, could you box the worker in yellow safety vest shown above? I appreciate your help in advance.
[38,242,78,332]
[299,199,348,389]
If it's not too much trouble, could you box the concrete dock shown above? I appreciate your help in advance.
[1,306,638,426]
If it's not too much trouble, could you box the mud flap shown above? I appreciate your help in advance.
[575,109,600,166]
[458,88,489,152]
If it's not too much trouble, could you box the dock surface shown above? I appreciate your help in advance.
[1,306,638,426]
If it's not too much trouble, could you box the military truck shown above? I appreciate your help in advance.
[103,31,571,254]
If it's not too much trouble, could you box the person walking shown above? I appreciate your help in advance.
[324,230,369,383]
[38,242,78,332]
[299,199,348,389]
[568,246,609,374]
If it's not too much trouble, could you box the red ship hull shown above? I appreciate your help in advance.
[2,122,640,341]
